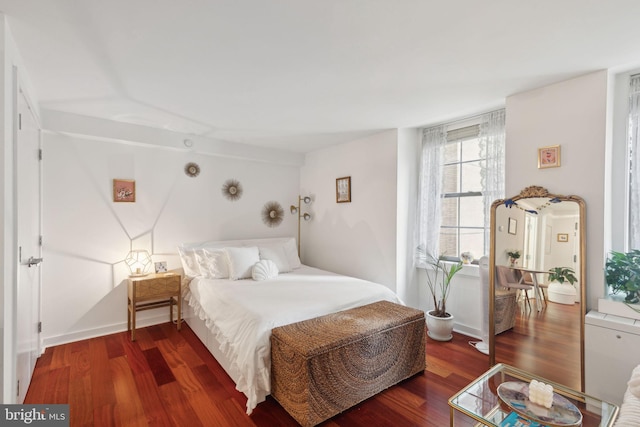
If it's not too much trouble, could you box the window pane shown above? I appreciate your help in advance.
[441,197,458,227]
[442,164,459,193]
[461,160,482,192]
[461,138,481,162]
[444,142,459,164]
[459,228,485,259]
[460,196,484,227]
[439,227,458,258]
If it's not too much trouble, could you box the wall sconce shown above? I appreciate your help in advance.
[125,249,152,277]
[290,196,312,256]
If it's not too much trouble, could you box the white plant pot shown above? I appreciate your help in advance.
[547,281,577,305]
[426,311,454,341]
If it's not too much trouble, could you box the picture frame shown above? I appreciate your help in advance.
[557,233,569,242]
[113,179,135,202]
[508,217,517,235]
[538,145,561,169]
[336,176,351,203]
[154,261,167,273]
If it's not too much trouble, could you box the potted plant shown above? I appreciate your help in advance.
[606,250,640,303]
[422,253,463,341]
[506,249,521,267]
[547,266,578,305]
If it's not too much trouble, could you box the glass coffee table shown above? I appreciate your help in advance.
[448,364,619,427]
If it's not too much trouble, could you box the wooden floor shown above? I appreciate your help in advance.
[25,302,582,427]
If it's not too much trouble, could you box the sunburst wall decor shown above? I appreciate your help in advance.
[184,162,200,177]
[222,179,243,201]
[261,201,284,228]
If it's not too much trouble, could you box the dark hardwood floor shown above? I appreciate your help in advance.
[24,302,582,426]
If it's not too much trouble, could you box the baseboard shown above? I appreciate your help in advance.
[41,313,171,349]
[453,323,481,340]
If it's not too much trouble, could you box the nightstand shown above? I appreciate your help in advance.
[127,272,181,341]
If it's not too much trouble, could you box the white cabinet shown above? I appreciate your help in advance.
[585,311,640,406]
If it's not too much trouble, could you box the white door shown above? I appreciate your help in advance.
[16,86,41,403]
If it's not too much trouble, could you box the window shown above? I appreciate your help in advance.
[415,110,505,264]
[440,128,485,260]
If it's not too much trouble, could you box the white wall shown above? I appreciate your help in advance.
[300,130,399,293]
[396,128,420,305]
[505,70,608,310]
[41,112,302,346]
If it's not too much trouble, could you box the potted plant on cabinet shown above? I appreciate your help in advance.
[422,253,463,341]
[547,266,578,305]
[506,249,521,267]
[606,249,640,304]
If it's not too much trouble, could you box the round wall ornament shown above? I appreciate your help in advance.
[184,162,200,177]
[261,201,284,228]
[222,179,243,201]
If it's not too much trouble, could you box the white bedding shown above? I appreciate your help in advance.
[185,265,401,414]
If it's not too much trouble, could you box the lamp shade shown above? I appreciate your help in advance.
[125,249,152,276]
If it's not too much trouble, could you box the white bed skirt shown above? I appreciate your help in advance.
[182,297,270,407]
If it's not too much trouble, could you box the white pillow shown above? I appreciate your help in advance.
[252,259,279,281]
[195,248,229,279]
[225,246,260,280]
[259,245,291,273]
[283,238,301,269]
[177,246,200,278]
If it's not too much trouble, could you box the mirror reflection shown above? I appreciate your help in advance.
[489,186,586,391]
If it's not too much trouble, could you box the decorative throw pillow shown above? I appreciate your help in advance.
[195,248,229,279]
[225,246,260,280]
[283,238,302,269]
[259,245,291,273]
[177,246,200,278]
[252,259,279,281]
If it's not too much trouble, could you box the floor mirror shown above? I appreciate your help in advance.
[488,185,586,392]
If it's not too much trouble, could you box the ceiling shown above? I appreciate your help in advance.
[2,1,640,153]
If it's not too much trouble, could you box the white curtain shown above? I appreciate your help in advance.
[415,125,446,266]
[479,109,506,254]
[629,75,640,249]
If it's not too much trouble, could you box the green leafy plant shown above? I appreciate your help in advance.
[506,249,521,260]
[606,250,640,304]
[548,266,577,285]
[421,251,463,318]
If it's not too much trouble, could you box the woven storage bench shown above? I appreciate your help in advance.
[270,300,426,427]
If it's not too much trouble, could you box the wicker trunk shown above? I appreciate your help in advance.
[270,301,426,427]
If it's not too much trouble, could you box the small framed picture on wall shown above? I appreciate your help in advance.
[557,233,569,242]
[538,145,561,169]
[508,217,517,235]
[113,179,135,202]
[336,176,351,203]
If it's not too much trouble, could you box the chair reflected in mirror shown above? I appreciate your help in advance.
[495,265,534,311]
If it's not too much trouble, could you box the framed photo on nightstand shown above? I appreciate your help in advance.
[154,261,167,273]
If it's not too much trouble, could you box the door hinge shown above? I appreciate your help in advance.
[38,149,42,161]
[16,380,19,397]
[18,246,22,263]
[39,235,43,246]
[18,113,21,130]
[38,322,42,333]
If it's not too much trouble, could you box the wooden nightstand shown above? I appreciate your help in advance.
[127,272,181,341]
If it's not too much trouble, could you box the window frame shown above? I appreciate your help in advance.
[438,126,486,263]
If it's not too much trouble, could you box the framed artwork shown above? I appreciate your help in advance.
[154,261,167,273]
[113,179,135,202]
[508,217,517,235]
[336,176,351,203]
[557,233,569,242]
[538,145,561,169]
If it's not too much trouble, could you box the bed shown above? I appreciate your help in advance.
[178,237,402,415]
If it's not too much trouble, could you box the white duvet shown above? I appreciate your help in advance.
[186,265,401,414]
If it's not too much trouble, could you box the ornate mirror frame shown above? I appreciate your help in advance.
[488,185,586,391]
